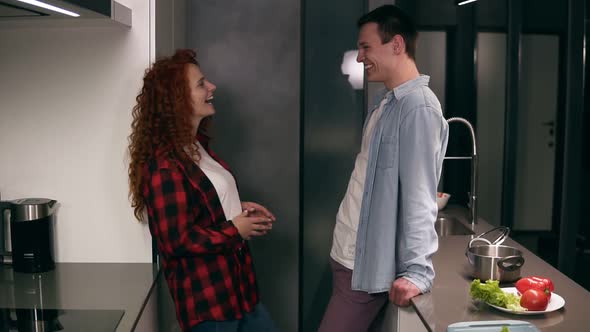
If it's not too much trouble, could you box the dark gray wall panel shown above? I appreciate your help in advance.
[186,1,300,331]
[523,0,567,33]
[476,0,506,29]
[302,0,365,330]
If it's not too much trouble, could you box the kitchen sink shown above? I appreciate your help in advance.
[435,216,475,237]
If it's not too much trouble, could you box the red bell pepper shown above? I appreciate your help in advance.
[520,289,549,311]
[515,276,554,299]
[530,276,554,292]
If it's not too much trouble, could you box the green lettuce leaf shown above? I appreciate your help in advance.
[470,279,525,311]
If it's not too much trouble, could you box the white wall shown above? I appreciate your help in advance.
[0,0,155,262]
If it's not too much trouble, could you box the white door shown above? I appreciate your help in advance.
[513,34,559,231]
[477,32,507,227]
[415,31,447,114]
[476,33,558,230]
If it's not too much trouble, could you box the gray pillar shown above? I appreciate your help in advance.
[558,0,585,277]
[186,1,300,331]
[501,0,523,230]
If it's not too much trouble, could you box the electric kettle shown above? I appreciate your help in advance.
[0,198,58,273]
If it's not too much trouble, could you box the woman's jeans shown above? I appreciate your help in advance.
[190,304,279,332]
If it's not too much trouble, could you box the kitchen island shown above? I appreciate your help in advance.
[402,205,590,332]
[0,263,156,331]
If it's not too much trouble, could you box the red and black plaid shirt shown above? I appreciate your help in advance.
[142,140,259,331]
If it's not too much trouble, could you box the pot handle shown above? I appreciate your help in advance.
[465,237,492,257]
[473,226,510,245]
[0,201,11,255]
[468,237,492,248]
[497,255,525,272]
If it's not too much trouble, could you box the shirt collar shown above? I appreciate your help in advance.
[392,75,430,100]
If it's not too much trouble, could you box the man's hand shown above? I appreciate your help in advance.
[389,278,421,307]
[241,201,276,221]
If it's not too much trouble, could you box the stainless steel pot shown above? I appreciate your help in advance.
[465,227,525,282]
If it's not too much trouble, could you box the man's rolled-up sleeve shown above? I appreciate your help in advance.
[396,105,446,293]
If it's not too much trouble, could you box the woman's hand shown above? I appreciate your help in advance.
[241,201,276,221]
[232,210,274,240]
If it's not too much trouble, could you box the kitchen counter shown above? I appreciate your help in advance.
[410,205,590,332]
[2,210,587,331]
[0,263,157,331]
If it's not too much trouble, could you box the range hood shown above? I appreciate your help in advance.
[0,0,131,27]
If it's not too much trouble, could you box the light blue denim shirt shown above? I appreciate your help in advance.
[351,75,449,294]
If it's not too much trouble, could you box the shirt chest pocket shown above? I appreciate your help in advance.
[376,135,396,168]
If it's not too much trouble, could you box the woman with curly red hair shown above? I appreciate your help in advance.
[128,49,278,332]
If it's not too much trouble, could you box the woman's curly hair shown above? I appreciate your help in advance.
[128,49,210,221]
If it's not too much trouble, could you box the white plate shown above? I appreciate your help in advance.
[487,287,565,315]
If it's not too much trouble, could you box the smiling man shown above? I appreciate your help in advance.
[319,5,449,332]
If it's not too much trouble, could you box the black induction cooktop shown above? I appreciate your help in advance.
[0,308,124,332]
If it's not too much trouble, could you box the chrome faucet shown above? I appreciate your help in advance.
[445,117,478,225]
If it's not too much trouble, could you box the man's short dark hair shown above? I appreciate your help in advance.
[357,5,418,60]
